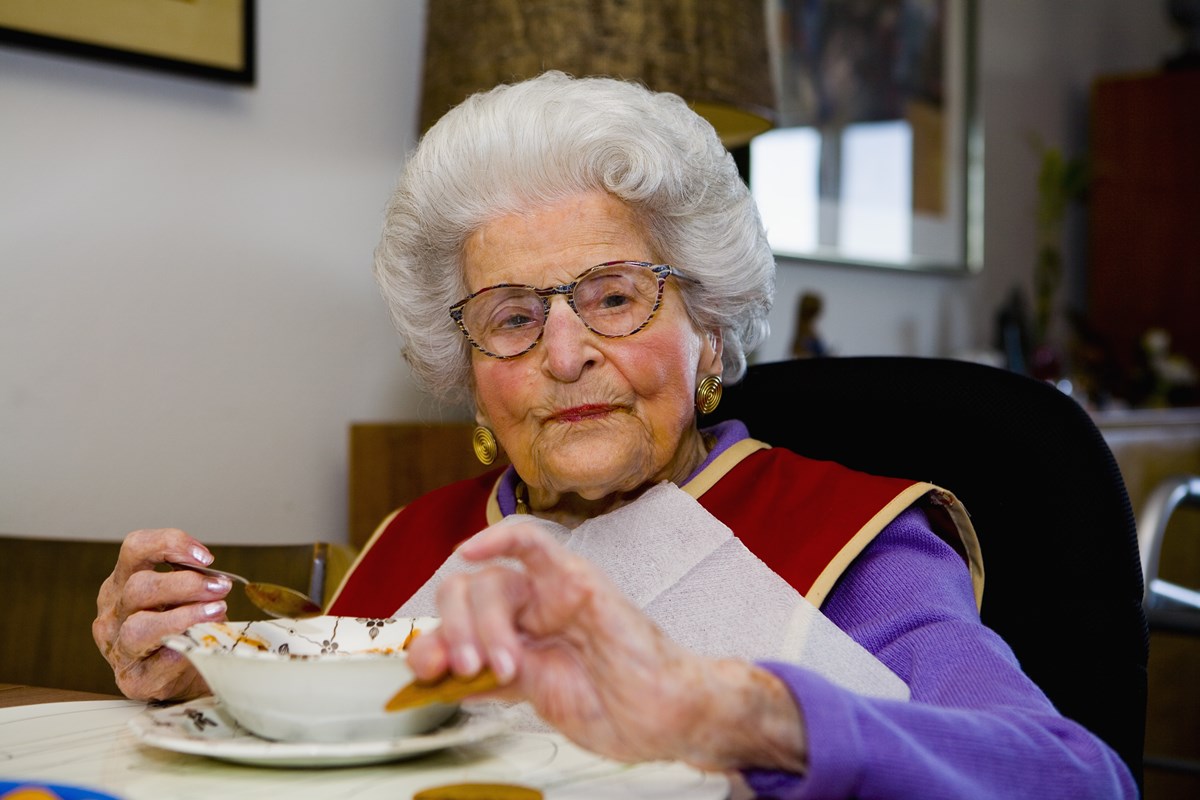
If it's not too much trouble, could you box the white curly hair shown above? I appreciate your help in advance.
[374,70,775,405]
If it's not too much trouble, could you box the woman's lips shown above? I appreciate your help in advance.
[548,404,618,423]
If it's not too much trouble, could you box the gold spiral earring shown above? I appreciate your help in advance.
[471,425,498,465]
[694,375,723,415]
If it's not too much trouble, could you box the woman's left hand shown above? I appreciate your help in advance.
[405,520,809,773]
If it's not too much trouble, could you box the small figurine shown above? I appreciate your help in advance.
[791,291,828,358]
[1139,327,1198,407]
[1165,0,1200,70]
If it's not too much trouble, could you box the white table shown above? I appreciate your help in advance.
[0,697,730,799]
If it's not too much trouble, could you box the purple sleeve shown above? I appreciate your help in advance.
[741,507,1137,799]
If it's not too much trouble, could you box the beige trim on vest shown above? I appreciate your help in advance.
[924,487,986,609]
[485,472,505,526]
[680,437,773,499]
[805,483,936,607]
[325,507,403,610]
[805,483,984,610]
[479,439,984,610]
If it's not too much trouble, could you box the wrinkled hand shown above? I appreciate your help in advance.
[405,520,808,773]
[93,528,231,701]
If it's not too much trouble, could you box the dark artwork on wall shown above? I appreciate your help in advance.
[773,0,946,129]
[0,0,255,84]
[753,0,980,272]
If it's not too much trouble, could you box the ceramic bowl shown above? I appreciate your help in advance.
[164,615,454,743]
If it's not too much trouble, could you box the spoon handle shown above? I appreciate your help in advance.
[167,562,322,619]
[169,562,250,585]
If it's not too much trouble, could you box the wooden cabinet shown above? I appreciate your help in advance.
[1089,71,1200,394]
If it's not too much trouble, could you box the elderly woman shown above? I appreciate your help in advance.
[94,72,1134,798]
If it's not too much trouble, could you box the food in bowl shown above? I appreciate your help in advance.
[163,615,454,743]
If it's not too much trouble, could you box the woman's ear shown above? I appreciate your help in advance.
[700,328,724,378]
[470,385,491,429]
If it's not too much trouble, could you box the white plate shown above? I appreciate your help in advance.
[128,696,508,768]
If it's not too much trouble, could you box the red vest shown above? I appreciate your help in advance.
[328,447,981,617]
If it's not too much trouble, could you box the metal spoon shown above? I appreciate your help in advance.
[171,562,323,619]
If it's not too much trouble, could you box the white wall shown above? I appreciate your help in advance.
[1,1,438,544]
[0,1,1176,544]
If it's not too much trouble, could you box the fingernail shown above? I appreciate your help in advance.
[454,644,482,676]
[191,546,213,565]
[490,647,516,683]
[205,577,232,593]
[202,601,226,618]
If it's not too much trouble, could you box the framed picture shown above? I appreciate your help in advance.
[752,0,980,272]
[0,0,255,84]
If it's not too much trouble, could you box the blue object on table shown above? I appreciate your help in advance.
[0,781,122,800]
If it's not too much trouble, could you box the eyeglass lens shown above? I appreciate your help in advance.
[459,263,664,357]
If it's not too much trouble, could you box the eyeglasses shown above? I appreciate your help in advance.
[449,260,691,359]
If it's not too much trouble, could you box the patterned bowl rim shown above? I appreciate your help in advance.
[162,617,425,662]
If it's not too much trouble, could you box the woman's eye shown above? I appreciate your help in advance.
[598,291,633,309]
[579,276,639,312]
[485,300,541,330]
[495,311,536,329]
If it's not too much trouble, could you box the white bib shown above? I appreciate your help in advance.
[397,482,909,728]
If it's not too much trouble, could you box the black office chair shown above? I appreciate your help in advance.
[709,356,1149,787]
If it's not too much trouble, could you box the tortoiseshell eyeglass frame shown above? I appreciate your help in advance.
[448,260,693,360]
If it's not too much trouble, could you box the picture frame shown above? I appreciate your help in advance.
[0,0,255,84]
[751,0,981,272]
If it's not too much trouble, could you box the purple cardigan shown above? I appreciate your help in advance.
[500,421,1135,797]
[743,507,1137,799]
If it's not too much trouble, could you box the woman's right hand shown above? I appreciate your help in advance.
[93,528,232,701]
[406,521,809,774]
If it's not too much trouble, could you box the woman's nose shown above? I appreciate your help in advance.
[539,296,601,380]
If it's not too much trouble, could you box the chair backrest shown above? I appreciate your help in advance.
[708,356,1149,784]
[348,422,509,549]
[0,536,339,695]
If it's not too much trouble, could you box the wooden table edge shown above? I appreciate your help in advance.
[0,683,124,708]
